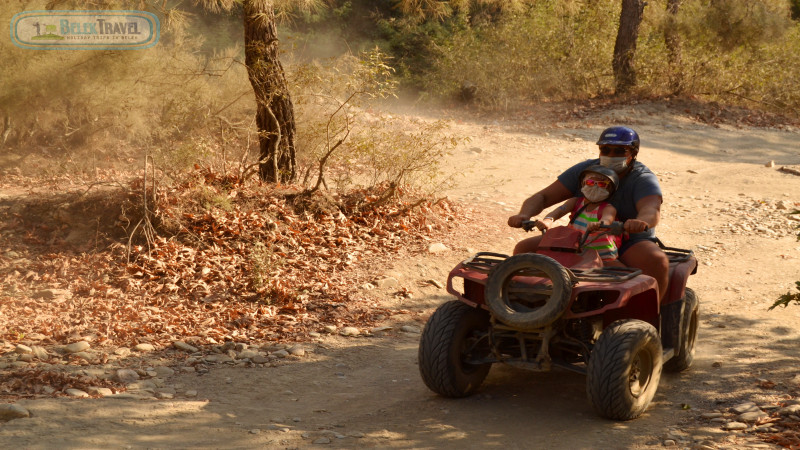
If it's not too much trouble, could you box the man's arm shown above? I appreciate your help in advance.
[508,180,573,228]
[624,194,662,233]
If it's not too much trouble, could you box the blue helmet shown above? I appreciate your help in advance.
[596,126,640,154]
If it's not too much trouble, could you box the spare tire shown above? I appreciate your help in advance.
[485,254,572,330]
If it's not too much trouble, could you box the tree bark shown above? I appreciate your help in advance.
[243,1,296,183]
[664,0,683,94]
[612,0,646,95]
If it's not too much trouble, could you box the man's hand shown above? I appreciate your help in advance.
[508,214,530,228]
[624,219,650,233]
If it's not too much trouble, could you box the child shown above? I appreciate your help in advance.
[533,165,623,266]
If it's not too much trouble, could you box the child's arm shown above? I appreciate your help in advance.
[587,204,617,232]
[535,198,578,231]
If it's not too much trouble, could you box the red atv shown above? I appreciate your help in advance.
[418,222,699,420]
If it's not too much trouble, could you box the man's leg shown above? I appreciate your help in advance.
[513,235,543,255]
[619,240,669,301]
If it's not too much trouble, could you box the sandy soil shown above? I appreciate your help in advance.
[3,102,800,449]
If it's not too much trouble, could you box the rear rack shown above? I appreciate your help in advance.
[656,238,694,264]
[461,252,642,283]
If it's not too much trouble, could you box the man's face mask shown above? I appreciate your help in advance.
[600,156,628,173]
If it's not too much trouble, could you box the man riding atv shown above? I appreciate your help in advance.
[508,126,669,302]
[418,127,698,420]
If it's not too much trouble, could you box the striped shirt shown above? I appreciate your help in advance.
[569,199,621,261]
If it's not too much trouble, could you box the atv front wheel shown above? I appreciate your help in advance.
[418,301,492,397]
[664,288,699,372]
[587,319,663,420]
[485,253,572,330]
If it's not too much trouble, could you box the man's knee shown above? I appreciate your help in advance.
[513,236,541,255]
[621,241,668,274]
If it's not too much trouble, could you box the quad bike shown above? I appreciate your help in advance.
[418,221,699,420]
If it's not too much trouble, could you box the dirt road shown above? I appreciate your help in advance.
[3,102,800,449]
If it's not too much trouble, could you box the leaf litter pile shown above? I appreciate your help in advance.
[0,170,461,354]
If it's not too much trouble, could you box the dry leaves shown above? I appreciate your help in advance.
[0,169,459,349]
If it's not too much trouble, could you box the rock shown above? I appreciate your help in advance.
[731,401,760,414]
[313,437,331,444]
[287,346,305,357]
[156,392,174,399]
[238,350,260,360]
[14,344,32,354]
[205,354,233,364]
[400,325,421,334]
[370,326,393,333]
[87,387,114,396]
[340,327,360,337]
[722,421,748,431]
[31,345,49,360]
[234,343,248,352]
[71,351,94,362]
[766,160,775,168]
[738,411,769,422]
[778,404,800,416]
[66,389,90,398]
[114,348,131,357]
[663,439,676,447]
[154,366,175,378]
[252,355,270,364]
[128,380,158,391]
[272,350,289,359]
[360,283,375,290]
[373,277,398,289]
[0,404,30,421]
[173,341,198,353]
[134,343,155,352]
[114,369,140,383]
[32,289,72,301]
[701,412,724,419]
[184,390,198,398]
[428,243,449,254]
[65,341,90,353]
[308,332,321,338]
[323,325,338,334]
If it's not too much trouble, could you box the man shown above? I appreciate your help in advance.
[507,126,669,301]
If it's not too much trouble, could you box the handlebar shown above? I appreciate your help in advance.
[520,220,648,249]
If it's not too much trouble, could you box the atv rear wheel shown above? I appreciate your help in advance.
[587,319,663,420]
[485,254,572,330]
[664,288,699,372]
[418,301,492,397]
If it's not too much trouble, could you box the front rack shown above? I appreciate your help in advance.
[461,252,643,283]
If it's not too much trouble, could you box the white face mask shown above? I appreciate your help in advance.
[600,156,628,173]
[581,185,610,203]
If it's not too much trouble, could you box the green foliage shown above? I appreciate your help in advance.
[771,210,800,310]
[423,1,619,105]
[770,281,800,310]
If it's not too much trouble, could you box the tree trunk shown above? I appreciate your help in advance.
[243,1,296,183]
[664,0,683,94]
[612,0,646,95]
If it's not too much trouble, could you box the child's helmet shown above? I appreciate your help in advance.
[596,126,640,155]
[580,165,620,195]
